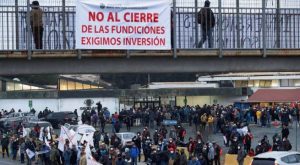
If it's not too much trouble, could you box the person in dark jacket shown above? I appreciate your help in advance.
[197,0,215,48]
[63,140,71,165]
[1,134,9,158]
[114,121,121,133]
[244,132,253,153]
[255,142,263,155]
[30,1,44,49]
[179,149,188,165]
[132,134,142,162]
[70,144,78,165]
[11,136,19,160]
[150,149,160,165]
[25,138,36,165]
[125,116,131,131]
[237,145,246,165]
[153,129,159,145]
[282,137,292,151]
[158,149,169,165]
[41,143,51,165]
[213,142,221,165]
[281,124,289,139]
[116,154,126,165]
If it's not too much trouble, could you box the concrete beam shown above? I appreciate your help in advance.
[1,56,300,75]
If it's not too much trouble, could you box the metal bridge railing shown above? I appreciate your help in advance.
[0,0,300,56]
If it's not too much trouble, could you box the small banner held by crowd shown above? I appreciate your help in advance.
[26,149,35,159]
[236,126,249,136]
[22,127,28,137]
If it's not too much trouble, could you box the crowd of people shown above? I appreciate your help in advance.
[0,103,299,165]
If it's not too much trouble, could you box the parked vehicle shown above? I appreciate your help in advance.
[42,111,77,129]
[116,132,137,146]
[24,120,53,129]
[252,151,300,165]
[0,112,35,129]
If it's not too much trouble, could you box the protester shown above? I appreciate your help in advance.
[1,134,9,158]
[1,103,299,165]
[197,0,215,48]
[237,145,246,165]
[30,1,44,49]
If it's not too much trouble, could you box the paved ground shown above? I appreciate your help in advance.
[1,121,300,165]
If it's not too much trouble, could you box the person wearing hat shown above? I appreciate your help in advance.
[197,0,215,48]
[30,1,44,49]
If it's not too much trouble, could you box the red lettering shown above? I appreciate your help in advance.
[88,12,104,22]
[123,12,159,22]
[81,25,92,33]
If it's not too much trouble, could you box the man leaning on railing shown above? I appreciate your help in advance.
[30,1,44,49]
[197,0,215,49]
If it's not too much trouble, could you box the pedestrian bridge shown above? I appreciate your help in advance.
[1,1,300,74]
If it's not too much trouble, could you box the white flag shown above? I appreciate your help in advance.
[46,126,51,140]
[58,126,71,152]
[39,127,44,141]
[223,136,227,144]
[23,127,28,137]
[85,144,91,158]
[69,129,76,140]
[44,138,51,149]
[237,126,249,136]
[87,157,102,165]
[26,149,35,159]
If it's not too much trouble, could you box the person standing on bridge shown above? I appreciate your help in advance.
[30,1,44,49]
[197,0,215,48]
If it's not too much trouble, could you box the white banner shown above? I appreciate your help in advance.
[87,157,102,165]
[76,0,171,50]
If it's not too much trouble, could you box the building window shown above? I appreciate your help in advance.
[259,80,272,88]
[294,80,300,87]
[59,79,68,90]
[75,82,83,90]
[67,81,76,90]
[235,80,249,87]
[83,84,91,89]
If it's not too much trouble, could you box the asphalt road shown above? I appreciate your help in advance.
[1,121,300,165]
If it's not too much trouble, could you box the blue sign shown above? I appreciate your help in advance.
[163,120,177,126]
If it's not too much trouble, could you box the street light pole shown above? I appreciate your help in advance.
[296,119,298,151]
[296,102,299,151]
